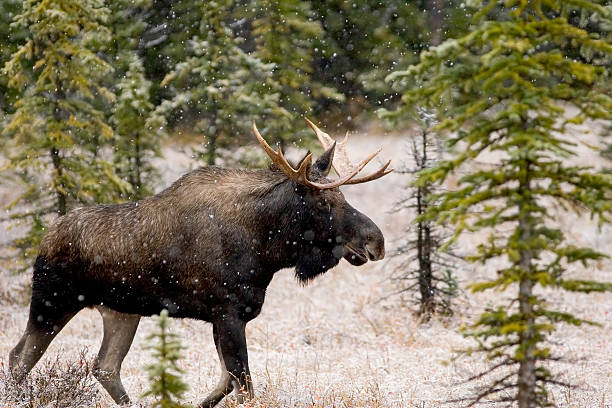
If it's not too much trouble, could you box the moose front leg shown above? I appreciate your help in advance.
[201,317,252,407]
[200,324,232,408]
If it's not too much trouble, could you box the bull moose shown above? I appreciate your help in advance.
[9,119,392,407]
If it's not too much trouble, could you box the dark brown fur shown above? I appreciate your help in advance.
[10,150,386,407]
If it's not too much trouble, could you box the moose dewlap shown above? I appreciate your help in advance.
[9,119,392,407]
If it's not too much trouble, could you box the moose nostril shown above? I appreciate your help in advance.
[365,247,375,260]
[365,243,384,261]
[361,223,385,260]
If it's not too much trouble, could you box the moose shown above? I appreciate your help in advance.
[9,119,392,407]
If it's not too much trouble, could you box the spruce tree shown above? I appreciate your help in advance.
[113,54,166,200]
[388,0,612,406]
[0,0,26,121]
[390,110,459,320]
[109,0,166,200]
[248,0,343,145]
[1,0,129,270]
[107,0,151,73]
[143,310,188,408]
[310,0,428,103]
[142,0,204,90]
[159,0,287,165]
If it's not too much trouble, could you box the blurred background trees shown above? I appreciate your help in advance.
[0,0,27,125]
[157,0,287,165]
[1,0,468,141]
[247,0,341,143]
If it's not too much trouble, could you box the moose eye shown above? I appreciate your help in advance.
[317,200,331,212]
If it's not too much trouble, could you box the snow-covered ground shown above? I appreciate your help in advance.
[0,122,610,407]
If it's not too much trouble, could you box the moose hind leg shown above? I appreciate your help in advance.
[9,304,78,382]
[10,256,86,382]
[94,306,140,405]
[200,324,233,408]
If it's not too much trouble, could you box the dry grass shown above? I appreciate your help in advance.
[0,123,611,408]
[0,348,100,408]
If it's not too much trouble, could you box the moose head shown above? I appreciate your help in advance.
[252,119,393,281]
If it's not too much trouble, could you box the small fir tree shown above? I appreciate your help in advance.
[388,0,612,406]
[113,54,166,200]
[107,0,166,200]
[390,110,459,320]
[159,0,288,165]
[1,0,129,271]
[143,310,188,408]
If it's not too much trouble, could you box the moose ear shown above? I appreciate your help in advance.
[313,142,335,177]
[295,151,313,174]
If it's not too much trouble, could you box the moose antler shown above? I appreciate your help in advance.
[304,118,393,184]
[253,122,379,190]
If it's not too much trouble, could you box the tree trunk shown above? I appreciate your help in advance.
[134,133,143,199]
[417,130,434,318]
[206,110,218,166]
[517,162,535,408]
[52,82,67,216]
[425,0,444,46]
[207,133,217,166]
[417,186,435,318]
[517,277,536,408]
[51,146,67,216]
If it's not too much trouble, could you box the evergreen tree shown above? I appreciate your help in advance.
[159,0,288,165]
[248,0,343,146]
[390,110,458,320]
[142,0,203,94]
[423,0,474,46]
[113,54,166,200]
[1,0,129,270]
[388,0,612,406]
[143,310,188,408]
[107,0,151,73]
[0,0,26,121]
[0,0,22,65]
[311,0,427,104]
[108,0,166,200]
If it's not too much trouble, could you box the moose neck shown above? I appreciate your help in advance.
[249,178,308,272]
[250,179,341,283]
